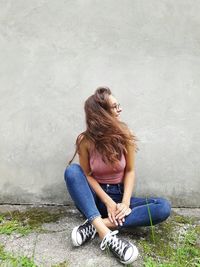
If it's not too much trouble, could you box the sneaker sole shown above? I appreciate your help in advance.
[71,226,81,246]
[120,244,139,264]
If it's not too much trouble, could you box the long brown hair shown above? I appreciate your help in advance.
[69,87,138,166]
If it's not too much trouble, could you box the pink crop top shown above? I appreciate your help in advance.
[89,148,126,184]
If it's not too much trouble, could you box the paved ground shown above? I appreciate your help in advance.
[0,205,199,267]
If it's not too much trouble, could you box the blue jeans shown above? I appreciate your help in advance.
[64,163,171,228]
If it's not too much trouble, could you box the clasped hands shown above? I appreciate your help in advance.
[106,200,131,226]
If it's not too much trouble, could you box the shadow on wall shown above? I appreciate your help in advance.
[0,182,72,205]
[1,181,199,207]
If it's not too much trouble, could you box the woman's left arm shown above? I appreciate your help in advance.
[122,143,135,205]
[115,143,136,220]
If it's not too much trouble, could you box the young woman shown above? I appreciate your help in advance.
[64,87,171,265]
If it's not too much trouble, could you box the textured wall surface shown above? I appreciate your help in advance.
[0,0,199,206]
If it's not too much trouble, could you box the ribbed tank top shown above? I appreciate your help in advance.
[89,148,126,184]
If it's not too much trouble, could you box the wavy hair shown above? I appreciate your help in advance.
[69,87,138,166]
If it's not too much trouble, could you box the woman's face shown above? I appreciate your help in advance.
[108,95,122,119]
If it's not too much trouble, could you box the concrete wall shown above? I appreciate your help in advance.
[0,0,199,207]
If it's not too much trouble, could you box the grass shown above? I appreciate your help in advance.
[173,214,195,225]
[0,207,70,266]
[0,242,70,267]
[0,206,199,266]
[0,244,37,267]
[137,211,200,267]
[146,198,155,243]
[0,218,33,236]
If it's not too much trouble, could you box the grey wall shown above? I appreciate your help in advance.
[0,0,199,207]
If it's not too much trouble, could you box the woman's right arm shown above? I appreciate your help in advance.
[78,138,119,225]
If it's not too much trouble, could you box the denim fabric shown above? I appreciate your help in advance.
[64,163,101,222]
[64,163,171,226]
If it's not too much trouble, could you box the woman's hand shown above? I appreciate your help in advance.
[115,203,131,221]
[105,199,120,226]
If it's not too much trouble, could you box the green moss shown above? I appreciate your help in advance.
[0,243,38,266]
[0,243,7,260]
[4,207,66,227]
[137,212,200,267]
[173,214,194,225]
[194,225,200,235]
[144,257,177,267]
[52,261,70,267]
[138,235,174,260]
[137,218,176,262]
[0,206,68,236]
[0,219,33,235]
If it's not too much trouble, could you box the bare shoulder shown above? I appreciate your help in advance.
[76,133,92,151]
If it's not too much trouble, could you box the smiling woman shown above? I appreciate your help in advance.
[64,87,171,265]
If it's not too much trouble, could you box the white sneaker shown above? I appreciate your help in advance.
[100,230,139,264]
[71,220,97,246]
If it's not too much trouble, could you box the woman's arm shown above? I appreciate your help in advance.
[122,144,136,205]
[115,143,136,220]
[78,137,119,225]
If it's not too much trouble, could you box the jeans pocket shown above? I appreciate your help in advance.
[106,184,124,197]
[106,185,118,195]
[104,185,122,203]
